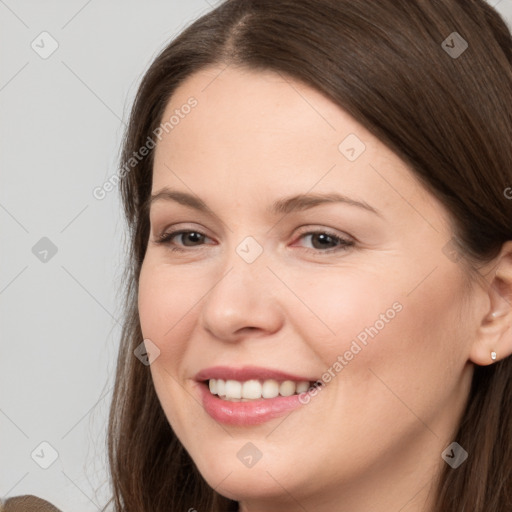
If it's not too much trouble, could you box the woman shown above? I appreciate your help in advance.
[104,0,512,511]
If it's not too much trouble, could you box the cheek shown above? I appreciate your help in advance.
[340,265,470,422]
[138,250,466,390]
[277,267,408,364]
[137,261,205,429]
[137,260,202,353]
[138,258,408,370]
[298,261,467,403]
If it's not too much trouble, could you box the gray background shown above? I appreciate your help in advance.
[1,0,511,510]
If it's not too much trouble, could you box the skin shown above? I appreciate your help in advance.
[137,65,512,512]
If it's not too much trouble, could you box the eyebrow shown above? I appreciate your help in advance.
[148,187,382,217]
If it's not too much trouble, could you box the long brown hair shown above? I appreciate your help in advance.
[103,1,512,510]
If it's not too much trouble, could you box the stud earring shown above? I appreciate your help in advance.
[491,351,497,361]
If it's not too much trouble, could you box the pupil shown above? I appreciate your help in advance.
[186,232,202,245]
[314,233,333,248]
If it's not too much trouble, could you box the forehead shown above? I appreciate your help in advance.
[156,65,375,163]
[151,65,447,230]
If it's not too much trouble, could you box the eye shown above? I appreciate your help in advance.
[154,227,354,255]
[292,229,354,254]
[155,229,212,252]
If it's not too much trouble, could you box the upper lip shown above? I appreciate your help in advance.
[195,365,317,383]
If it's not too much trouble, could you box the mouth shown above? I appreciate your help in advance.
[205,378,315,401]
[193,366,321,425]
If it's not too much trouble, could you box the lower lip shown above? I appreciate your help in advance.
[197,381,306,426]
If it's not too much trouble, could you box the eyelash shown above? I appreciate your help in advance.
[154,228,354,255]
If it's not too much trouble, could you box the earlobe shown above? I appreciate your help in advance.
[468,241,512,367]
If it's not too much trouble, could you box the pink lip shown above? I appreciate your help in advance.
[194,365,316,382]
[193,366,319,426]
[196,381,307,426]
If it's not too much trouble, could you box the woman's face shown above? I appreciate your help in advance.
[138,66,480,511]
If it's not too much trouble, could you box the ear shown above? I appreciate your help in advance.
[469,240,512,366]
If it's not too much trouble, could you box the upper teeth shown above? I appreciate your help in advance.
[208,379,311,400]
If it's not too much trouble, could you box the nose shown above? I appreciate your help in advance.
[199,244,284,343]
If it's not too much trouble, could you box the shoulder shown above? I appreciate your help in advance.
[1,495,63,512]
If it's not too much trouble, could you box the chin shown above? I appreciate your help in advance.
[188,445,302,500]
[203,468,295,502]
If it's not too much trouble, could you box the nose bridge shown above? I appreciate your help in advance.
[199,233,283,340]
[234,234,266,266]
[216,231,271,285]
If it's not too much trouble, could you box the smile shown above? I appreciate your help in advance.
[208,378,313,401]
[194,366,321,425]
